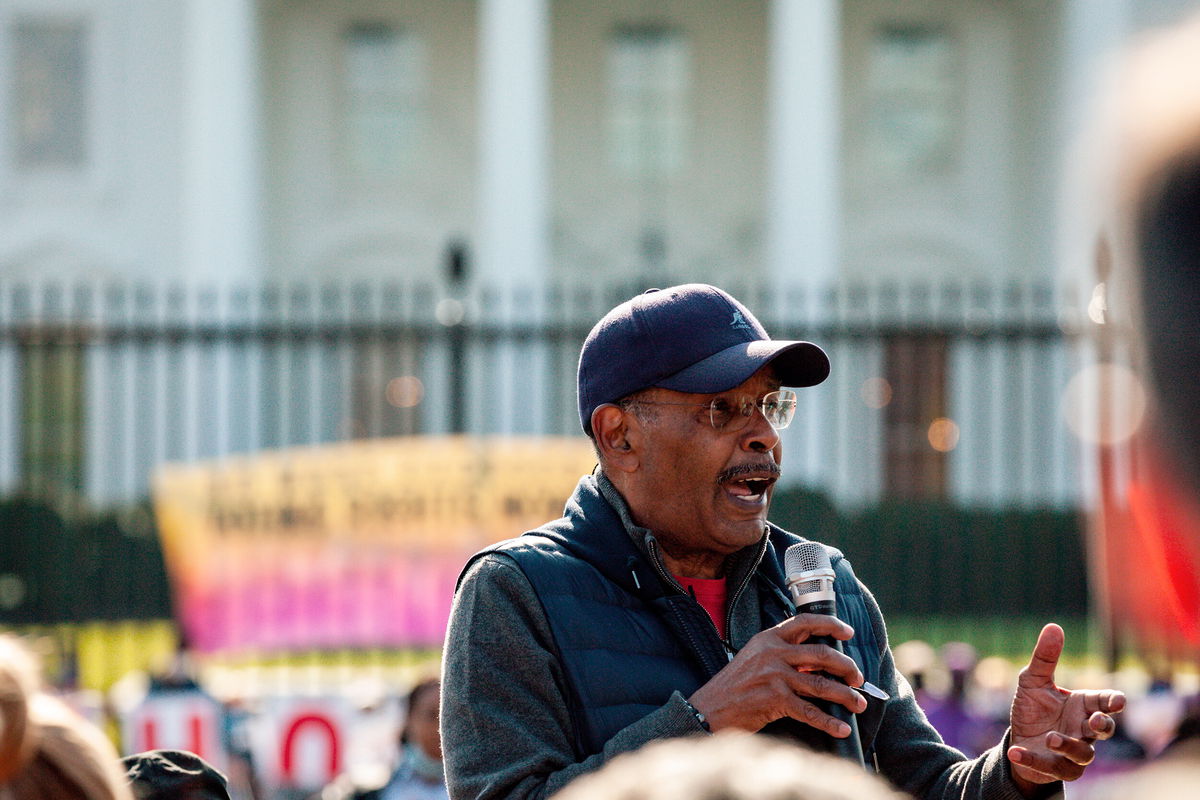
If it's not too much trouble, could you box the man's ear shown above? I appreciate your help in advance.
[591,404,640,472]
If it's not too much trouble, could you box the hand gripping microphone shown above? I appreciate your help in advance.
[784,542,866,768]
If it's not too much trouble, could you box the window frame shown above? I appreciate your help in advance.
[606,23,691,179]
[336,20,428,182]
[0,1,115,200]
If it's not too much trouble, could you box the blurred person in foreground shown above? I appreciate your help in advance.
[1068,0,1200,685]
[1064,13,1200,796]
[441,284,1125,800]
[552,731,910,800]
[318,678,446,800]
[1095,10,1200,509]
[0,633,133,800]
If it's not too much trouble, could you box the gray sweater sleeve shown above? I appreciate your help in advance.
[440,553,710,800]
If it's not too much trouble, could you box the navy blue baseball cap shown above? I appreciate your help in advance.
[577,284,829,434]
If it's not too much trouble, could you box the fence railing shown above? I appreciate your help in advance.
[0,279,1088,509]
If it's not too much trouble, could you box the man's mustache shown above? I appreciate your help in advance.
[716,461,782,484]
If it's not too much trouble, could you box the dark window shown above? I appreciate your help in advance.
[883,335,952,499]
[349,342,423,439]
[608,25,689,177]
[13,18,88,169]
[340,22,424,176]
[866,24,958,176]
[20,330,86,496]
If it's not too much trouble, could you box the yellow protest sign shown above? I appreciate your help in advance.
[153,436,596,652]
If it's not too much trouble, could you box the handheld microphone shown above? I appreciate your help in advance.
[783,542,866,768]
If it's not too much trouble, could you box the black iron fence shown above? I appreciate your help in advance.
[0,278,1087,510]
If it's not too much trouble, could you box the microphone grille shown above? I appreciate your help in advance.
[784,541,831,578]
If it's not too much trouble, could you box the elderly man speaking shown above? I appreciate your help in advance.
[441,284,1123,800]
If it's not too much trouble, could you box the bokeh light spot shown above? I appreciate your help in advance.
[974,655,1016,692]
[436,298,465,326]
[1061,363,1147,446]
[928,417,960,452]
[1088,282,1108,325]
[861,377,893,409]
[386,376,425,408]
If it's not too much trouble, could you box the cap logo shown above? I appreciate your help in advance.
[730,310,754,333]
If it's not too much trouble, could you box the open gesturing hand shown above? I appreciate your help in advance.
[1006,623,1126,794]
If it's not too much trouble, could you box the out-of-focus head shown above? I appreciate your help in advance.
[0,634,133,800]
[121,750,231,800]
[1090,12,1200,493]
[401,678,442,762]
[892,640,937,693]
[552,732,910,800]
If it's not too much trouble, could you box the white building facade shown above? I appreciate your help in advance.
[1,0,1197,508]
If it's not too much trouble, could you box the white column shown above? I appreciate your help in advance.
[1057,0,1130,290]
[1061,0,1130,115]
[767,0,841,301]
[477,0,549,293]
[768,0,841,491]
[182,0,264,283]
[477,0,550,435]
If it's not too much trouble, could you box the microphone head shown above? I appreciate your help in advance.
[784,542,836,608]
[784,541,832,579]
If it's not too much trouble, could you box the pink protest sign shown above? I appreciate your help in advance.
[153,436,595,653]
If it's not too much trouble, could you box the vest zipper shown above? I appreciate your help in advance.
[723,533,769,656]
[645,538,732,656]
[645,534,768,661]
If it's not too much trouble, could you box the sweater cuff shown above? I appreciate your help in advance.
[670,691,714,736]
[985,729,1064,800]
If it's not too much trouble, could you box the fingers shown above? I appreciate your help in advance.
[1020,623,1064,684]
[1075,691,1124,740]
[1047,732,1095,765]
[693,652,866,735]
[780,667,868,717]
[1086,689,1127,716]
[784,644,864,689]
[1008,747,1084,782]
[702,619,866,735]
[1009,730,1098,782]
[777,613,856,643]
[1086,711,1117,741]
[784,696,857,738]
[773,615,863,685]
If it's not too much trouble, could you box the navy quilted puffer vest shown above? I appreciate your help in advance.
[467,477,884,759]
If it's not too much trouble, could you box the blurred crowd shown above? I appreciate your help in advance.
[892,639,1200,796]
[4,629,1199,800]
[0,633,448,800]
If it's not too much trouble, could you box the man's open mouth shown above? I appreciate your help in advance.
[725,476,776,503]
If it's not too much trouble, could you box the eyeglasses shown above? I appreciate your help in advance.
[632,389,798,433]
